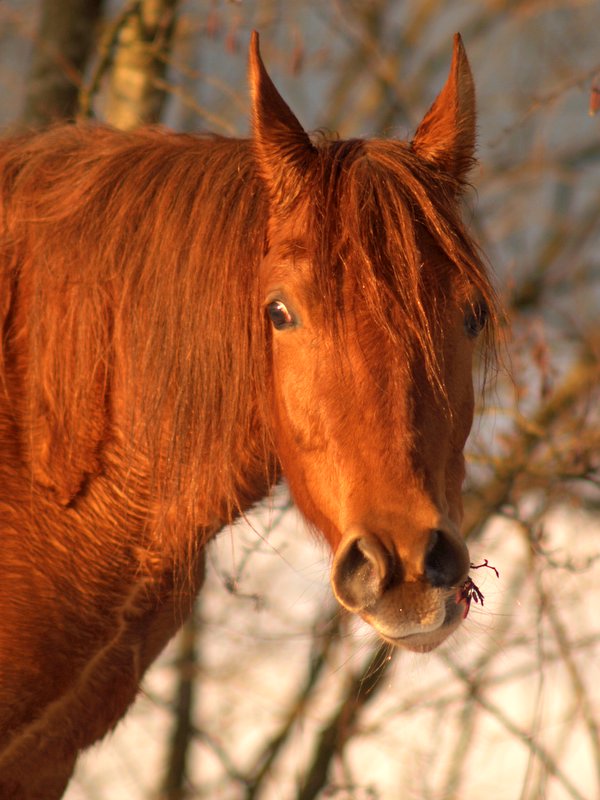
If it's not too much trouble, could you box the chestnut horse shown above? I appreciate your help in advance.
[0,33,495,798]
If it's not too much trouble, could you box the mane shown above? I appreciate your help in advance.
[0,125,274,558]
[305,137,498,390]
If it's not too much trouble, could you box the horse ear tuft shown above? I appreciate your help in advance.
[248,31,316,210]
[411,33,476,185]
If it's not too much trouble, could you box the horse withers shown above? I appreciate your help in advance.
[0,32,496,798]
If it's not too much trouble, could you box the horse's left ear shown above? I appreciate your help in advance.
[411,34,476,184]
[248,31,316,210]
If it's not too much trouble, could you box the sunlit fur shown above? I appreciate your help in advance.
[0,33,497,798]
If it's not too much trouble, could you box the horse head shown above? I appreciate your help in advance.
[249,32,494,652]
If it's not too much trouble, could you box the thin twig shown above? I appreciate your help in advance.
[440,654,589,800]
[296,642,395,800]
[244,610,341,799]
[152,76,238,134]
[441,563,530,797]
[545,599,600,793]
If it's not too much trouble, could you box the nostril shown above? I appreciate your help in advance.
[332,533,394,613]
[424,529,469,589]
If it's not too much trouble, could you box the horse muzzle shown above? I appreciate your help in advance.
[331,524,470,652]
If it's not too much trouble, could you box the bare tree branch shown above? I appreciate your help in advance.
[296,643,395,800]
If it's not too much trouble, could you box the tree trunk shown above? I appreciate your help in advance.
[160,615,197,800]
[22,0,105,126]
[104,0,178,129]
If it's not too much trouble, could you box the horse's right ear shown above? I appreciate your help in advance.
[248,31,316,211]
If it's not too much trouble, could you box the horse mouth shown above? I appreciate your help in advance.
[374,594,467,653]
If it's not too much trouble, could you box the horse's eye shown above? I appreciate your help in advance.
[266,300,295,330]
[464,302,488,338]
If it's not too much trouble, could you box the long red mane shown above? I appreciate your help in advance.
[303,136,497,383]
[0,127,275,554]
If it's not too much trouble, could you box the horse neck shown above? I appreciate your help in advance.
[0,127,279,556]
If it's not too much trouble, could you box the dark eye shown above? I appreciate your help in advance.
[464,302,488,338]
[266,299,295,330]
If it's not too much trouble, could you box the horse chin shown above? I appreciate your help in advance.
[378,619,461,653]
[369,596,466,653]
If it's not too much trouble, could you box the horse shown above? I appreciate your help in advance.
[0,31,496,799]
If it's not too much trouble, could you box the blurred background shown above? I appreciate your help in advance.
[1,1,599,798]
